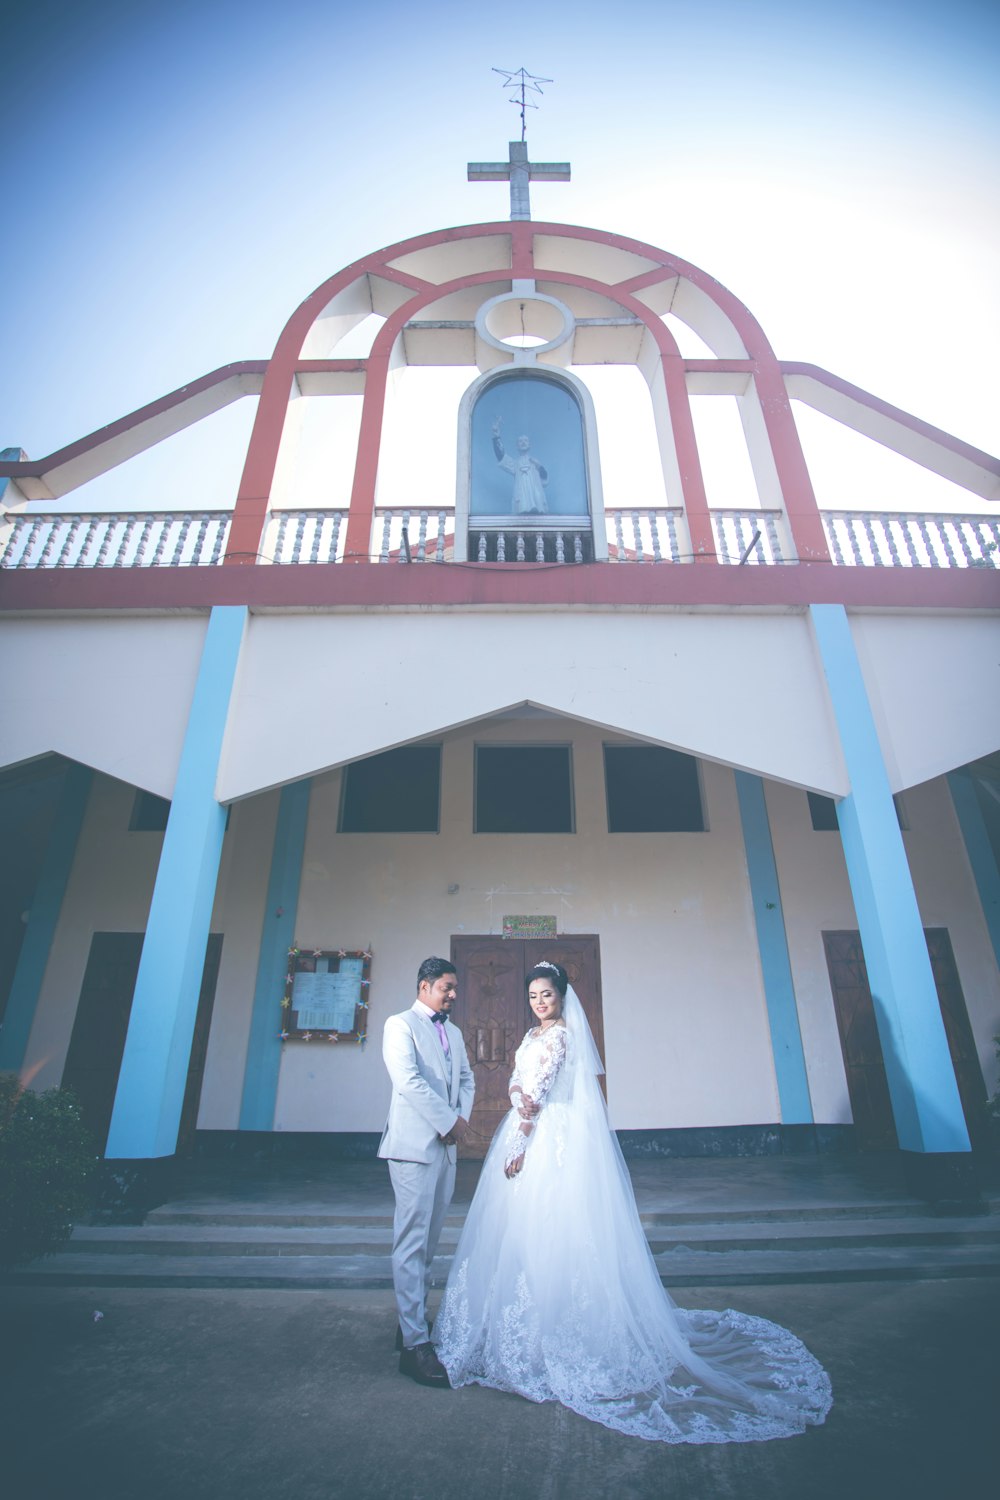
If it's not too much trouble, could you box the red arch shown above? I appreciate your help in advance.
[226,221,825,566]
[338,266,713,563]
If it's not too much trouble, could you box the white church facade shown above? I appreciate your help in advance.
[2,144,999,1203]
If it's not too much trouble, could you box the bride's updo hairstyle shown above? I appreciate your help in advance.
[525,961,568,998]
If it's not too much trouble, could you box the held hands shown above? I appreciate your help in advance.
[516,1093,539,1121]
[440,1115,470,1146]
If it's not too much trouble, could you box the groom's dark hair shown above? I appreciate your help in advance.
[416,956,456,991]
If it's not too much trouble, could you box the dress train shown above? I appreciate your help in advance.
[435,1020,832,1444]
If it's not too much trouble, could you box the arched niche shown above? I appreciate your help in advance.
[455,367,607,562]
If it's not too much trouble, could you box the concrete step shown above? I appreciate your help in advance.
[60,1212,1000,1259]
[6,1241,1000,1290]
[3,1203,997,1290]
[145,1196,998,1228]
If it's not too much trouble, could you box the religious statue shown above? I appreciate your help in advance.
[492,417,548,515]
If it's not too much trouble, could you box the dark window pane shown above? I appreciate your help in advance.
[130,790,171,831]
[475,746,574,833]
[808,790,906,831]
[604,746,704,832]
[807,792,839,831]
[340,746,440,833]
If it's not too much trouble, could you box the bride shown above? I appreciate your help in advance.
[434,961,833,1443]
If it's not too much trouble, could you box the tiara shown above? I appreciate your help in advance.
[535,961,560,973]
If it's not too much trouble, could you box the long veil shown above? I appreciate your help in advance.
[436,977,832,1443]
[560,980,605,1085]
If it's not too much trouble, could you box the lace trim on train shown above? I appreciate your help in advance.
[437,1263,833,1445]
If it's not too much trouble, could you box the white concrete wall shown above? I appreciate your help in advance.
[25,734,1000,1135]
[0,616,207,799]
[852,613,1000,792]
[4,607,994,813]
[273,720,780,1135]
[217,608,1000,807]
[218,610,849,802]
[25,773,161,1090]
[22,772,275,1124]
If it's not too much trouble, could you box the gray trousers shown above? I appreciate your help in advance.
[387,1153,456,1349]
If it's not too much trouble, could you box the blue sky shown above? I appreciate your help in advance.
[2,0,997,513]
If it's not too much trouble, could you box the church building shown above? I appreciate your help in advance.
[1,133,999,1204]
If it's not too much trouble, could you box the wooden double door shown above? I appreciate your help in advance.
[823,928,989,1151]
[450,935,605,1158]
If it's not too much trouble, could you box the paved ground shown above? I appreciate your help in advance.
[3,1277,997,1500]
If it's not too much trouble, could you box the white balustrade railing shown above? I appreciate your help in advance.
[2,505,997,571]
[471,525,591,565]
[711,509,787,566]
[822,511,1000,569]
[263,509,347,565]
[374,508,451,563]
[608,509,684,562]
[0,510,231,569]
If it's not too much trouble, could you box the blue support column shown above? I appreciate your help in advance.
[105,606,247,1159]
[239,779,311,1130]
[947,769,1000,976]
[0,762,92,1072]
[734,770,813,1125]
[810,604,970,1157]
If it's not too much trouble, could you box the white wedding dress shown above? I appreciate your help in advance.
[435,988,833,1444]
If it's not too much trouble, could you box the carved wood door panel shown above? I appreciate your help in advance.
[450,938,523,1158]
[450,934,603,1158]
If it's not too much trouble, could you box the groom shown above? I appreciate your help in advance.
[379,956,474,1387]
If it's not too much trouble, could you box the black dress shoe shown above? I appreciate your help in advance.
[394,1320,432,1351]
[399,1342,450,1388]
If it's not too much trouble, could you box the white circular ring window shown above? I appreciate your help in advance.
[475,292,575,354]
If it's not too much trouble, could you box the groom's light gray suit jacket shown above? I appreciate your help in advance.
[378,1005,475,1164]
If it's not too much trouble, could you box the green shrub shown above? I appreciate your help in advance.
[0,1073,99,1267]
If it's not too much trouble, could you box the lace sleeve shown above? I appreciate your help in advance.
[530,1025,568,1108]
[504,1027,568,1172]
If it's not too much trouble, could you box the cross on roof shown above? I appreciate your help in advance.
[467,141,571,222]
